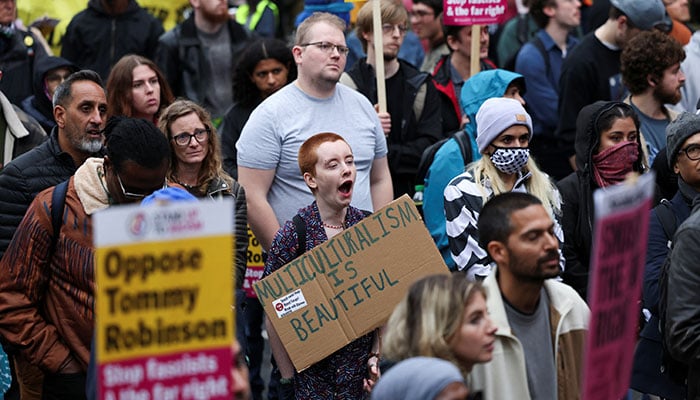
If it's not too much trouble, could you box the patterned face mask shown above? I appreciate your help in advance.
[489,146,529,175]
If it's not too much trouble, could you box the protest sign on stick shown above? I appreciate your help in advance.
[582,173,656,400]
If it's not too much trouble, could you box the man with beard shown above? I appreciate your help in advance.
[621,29,686,165]
[156,0,250,121]
[472,192,589,400]
[340,0,442,198]
[0,69,106,400]
[237,12,392,253]
[557,0,670,177]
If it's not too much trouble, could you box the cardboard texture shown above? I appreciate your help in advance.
[254,195,449,372]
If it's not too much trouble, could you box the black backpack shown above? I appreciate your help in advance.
[656,199,689,386]
[415,129,473,190]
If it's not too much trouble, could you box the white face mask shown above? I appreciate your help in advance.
[489,147,529,175]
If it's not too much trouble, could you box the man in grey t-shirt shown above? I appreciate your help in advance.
[473,192,589,400]
[236,12,393,252]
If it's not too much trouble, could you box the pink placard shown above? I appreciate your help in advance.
[99,347,232,400]
[583,197,651,400]
[442,0,508,26]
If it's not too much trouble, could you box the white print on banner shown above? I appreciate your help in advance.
[273,289,308,318]
[442,0,507,26]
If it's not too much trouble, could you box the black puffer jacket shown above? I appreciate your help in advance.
[61,0,164,80]
[0,128,79,258]
[557,101,644,300]
[155,16,249,108]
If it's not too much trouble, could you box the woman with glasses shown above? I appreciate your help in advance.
[158,99,248,339]
[557,101,645,300]
[106,54,174,123]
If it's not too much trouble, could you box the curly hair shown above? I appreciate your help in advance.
[158,99,233,196]
[621,30,685,96]
[382,273,486,375]
[232,38,296,108]
[105,116,170,173]
[106,54,175,120]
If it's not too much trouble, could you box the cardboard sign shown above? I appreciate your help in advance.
[254,195,449,372]
[94,200,235,400]
[442,0,508,26]
[582,173,655,400]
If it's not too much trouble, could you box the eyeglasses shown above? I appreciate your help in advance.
[116,170,167,200]
[409,9,434,18]
[382,24,409,35]
[680,144,700,161]
[171,127,210,147]
[299,42,350,56]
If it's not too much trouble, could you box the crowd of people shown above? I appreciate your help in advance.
[0,0,700,399]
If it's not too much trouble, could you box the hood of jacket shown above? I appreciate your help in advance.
[460,69,525,138]
[87,0,141,16]
[573,100,644,176]
[31,56,78,115]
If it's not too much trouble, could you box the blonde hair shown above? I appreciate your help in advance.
[468,156,561,217]
[382,274,486,375]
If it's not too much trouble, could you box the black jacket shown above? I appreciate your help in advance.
[220,102,255,180]
[0,128,79,258]
[155,16,249,108]
[61,0,164,80]
[557,101,644,300]
[0,27,48,105]
[343,58,443,197]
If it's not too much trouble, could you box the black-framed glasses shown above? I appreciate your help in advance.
[116,171,167,200]
[382,24,409,35]
[680,144,700,161]
[171,127,210,147]
[299,41,350,56]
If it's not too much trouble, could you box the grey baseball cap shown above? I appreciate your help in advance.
[610,0,672,31]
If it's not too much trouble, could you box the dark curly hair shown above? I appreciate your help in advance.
[232,38,296,108]
[621,30,685,96]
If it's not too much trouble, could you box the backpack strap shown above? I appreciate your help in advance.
[292,215,306,258]
[452,129,473,165]
[530,36,551,82]
[655,199,677,247]
[49,180,69,256]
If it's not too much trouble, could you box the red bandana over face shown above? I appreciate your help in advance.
[592,141,639,188]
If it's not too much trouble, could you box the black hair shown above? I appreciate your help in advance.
[104,116,171,172]
[478,192,543,250]
[592,101,644,171]
[232,38,297,108]
[53,69,103,108]
[413,0,443,15]
[529,0,557,29]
